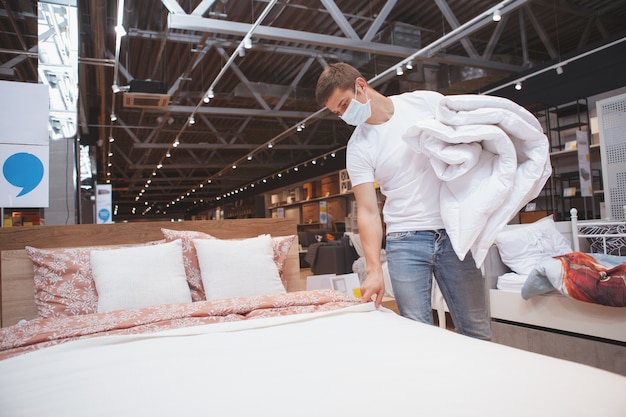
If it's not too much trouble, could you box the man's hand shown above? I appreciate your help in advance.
[360,269,385,308]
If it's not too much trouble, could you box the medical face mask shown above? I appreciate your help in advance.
[340,84,371,126]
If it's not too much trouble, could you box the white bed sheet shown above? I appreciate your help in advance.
[1,304,625,417]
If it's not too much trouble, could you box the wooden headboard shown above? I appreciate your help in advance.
[0,218,300,328]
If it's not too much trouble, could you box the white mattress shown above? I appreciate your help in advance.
[1,304,625,417]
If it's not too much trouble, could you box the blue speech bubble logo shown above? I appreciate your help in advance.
[98,208,111,222]
[3,152,44,197]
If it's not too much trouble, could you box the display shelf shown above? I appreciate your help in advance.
[547,98,590,151]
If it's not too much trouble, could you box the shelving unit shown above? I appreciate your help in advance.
[523,98,602,221]
[265,172,355,232]
[548,98,590,152]
[2,209,44,227]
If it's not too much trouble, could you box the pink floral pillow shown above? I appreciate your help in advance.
[161,229,295,300]
[26,246,99,318]
[25,241,166,319]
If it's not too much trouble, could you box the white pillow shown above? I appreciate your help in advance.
[494,216,573,275]
[90,239,191,313]
[193,234,286,300]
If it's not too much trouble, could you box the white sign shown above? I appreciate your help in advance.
[0,81,49,145]
[0,144,49,207]
[95,183,113,224]
[0,81,50,208]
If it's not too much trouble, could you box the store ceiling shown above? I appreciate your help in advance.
[1,0,625,220]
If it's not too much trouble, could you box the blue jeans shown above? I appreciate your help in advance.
[386,229,492,340]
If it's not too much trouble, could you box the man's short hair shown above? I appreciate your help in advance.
[315,62,363,107]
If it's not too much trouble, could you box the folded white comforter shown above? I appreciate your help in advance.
[403,94,551,267]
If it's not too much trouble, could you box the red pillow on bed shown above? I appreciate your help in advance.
[160,229,295,300]
[25,241,165,319]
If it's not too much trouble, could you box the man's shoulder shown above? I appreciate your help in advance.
[393,90,443,103]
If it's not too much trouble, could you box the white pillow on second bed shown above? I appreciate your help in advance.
[494,216,573,275]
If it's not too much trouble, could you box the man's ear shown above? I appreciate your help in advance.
[355,77,368,90]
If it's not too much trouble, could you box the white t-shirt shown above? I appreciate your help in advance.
[346,90,445,233]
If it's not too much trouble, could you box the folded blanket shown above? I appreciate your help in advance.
[496,272,528,293]
[403,95,551,267]
[522,252,626,307]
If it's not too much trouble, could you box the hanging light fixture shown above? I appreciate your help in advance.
[492,9,502,22]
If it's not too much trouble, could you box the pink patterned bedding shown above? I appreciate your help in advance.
[0,290,357,361]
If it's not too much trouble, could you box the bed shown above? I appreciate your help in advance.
[485,209,626,375]
[1,218,626,416]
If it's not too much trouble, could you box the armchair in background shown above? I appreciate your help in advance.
[304,234,359,275]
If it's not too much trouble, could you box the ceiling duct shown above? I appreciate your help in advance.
[123,80,170,109]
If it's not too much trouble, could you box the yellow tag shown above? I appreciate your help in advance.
[353,287,362,298]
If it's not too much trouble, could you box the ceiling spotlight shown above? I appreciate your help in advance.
[166,152,171,158]
[109,136,115,142]
[203,95,210,103]
[232,164,237,169]
[208,89,215,99]
[277,173,282,178]
[311,159,317,165]
[167,117,174,125]
[330,152,336,158]
[188,115,195,125]
[406,61,413,70]
[157,163,163,169]
[267,142,274,148]
[247,154,253,161]
[111,84,121,93]
[555,65,564,75]
[207,179,212,184]
[396,66,404,76]
[173,139,180,147]
[492,9,502,22]
[238,47,245,58]
[296,123,303,132]
[514,81,523,91]
[294,167,299,172]
[110,113,117,122]
[243,36,252,49]
[108,152,113,157]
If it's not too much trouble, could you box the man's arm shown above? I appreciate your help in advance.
[352,182,385,307]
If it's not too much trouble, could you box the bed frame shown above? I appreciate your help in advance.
[483,209,626,375]
[0,218,300,328]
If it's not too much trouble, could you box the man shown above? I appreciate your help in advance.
[315,62,491,340]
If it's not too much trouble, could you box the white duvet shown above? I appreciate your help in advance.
[403,95,551,267]
[1,304,625,417]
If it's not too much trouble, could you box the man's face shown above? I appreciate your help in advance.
[325,86,358,117]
